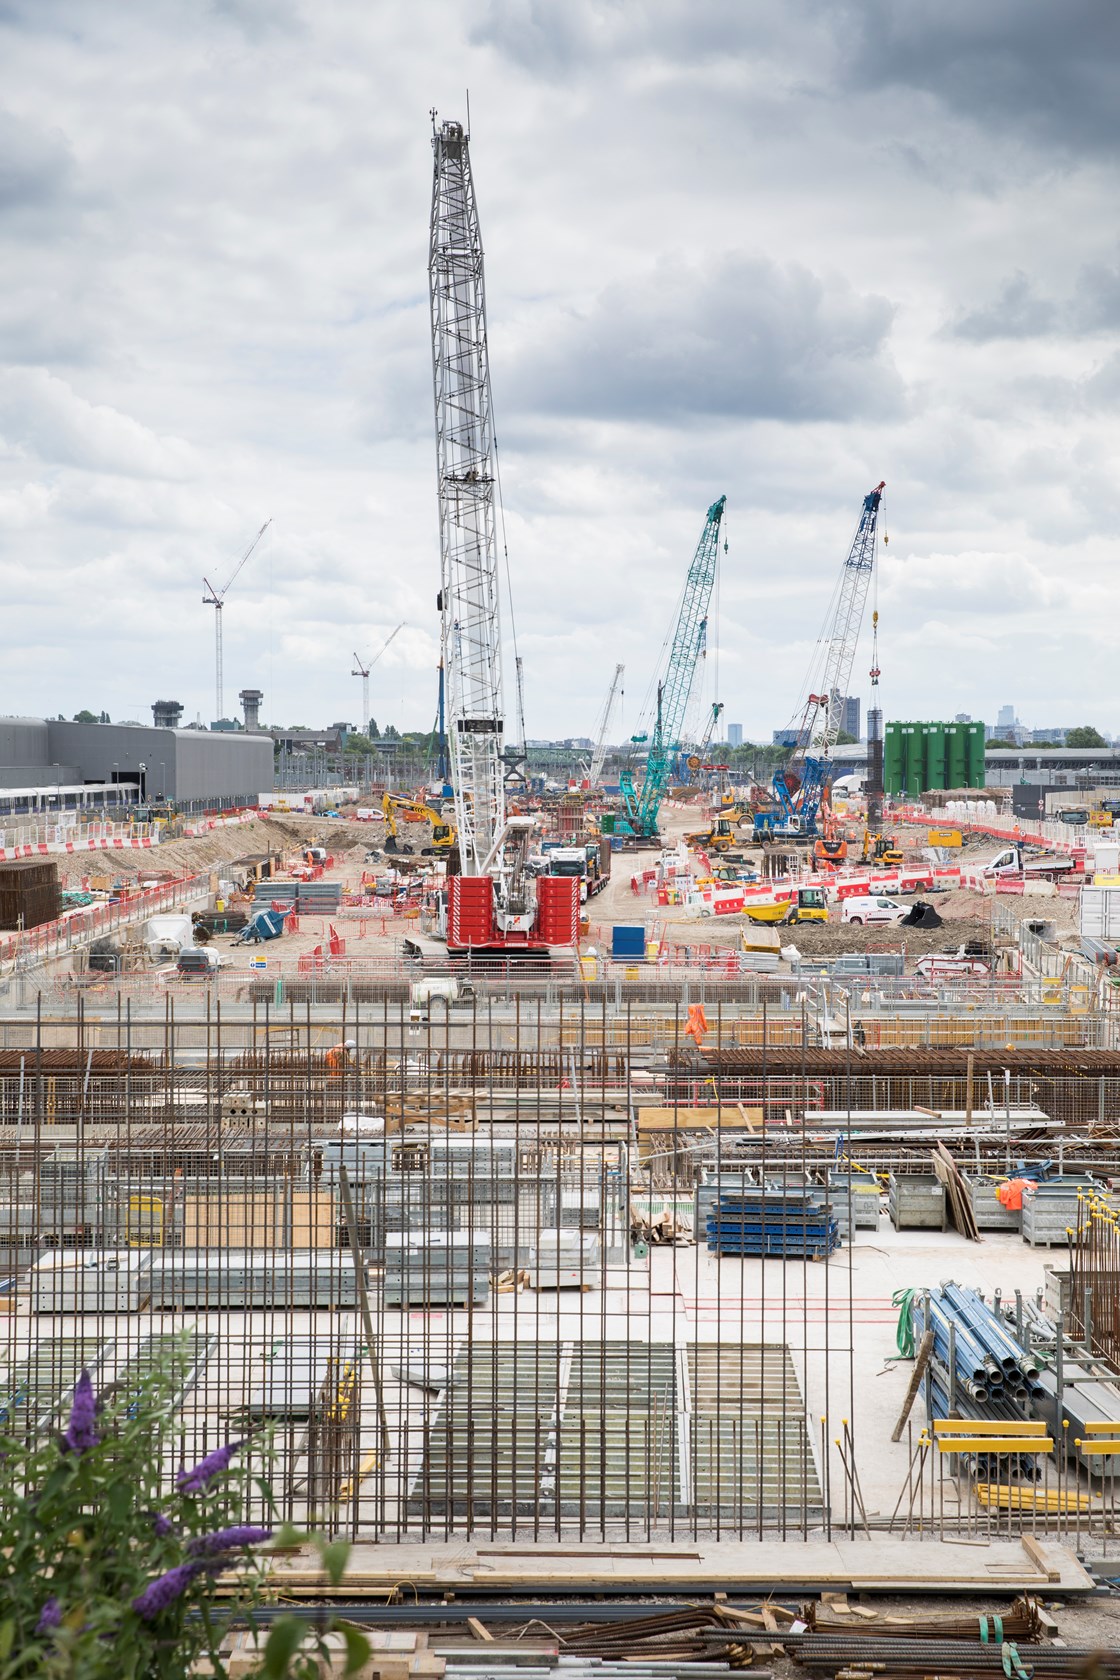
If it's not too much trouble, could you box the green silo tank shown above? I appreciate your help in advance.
[885,722,904,795]
[947,723,967,789]
[924,723,948,793]
[901,723,921,798]
[966,722,986,788]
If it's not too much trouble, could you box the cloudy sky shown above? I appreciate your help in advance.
[1,0,1118,743]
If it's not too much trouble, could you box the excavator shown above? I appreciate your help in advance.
[812,812,849,870]
[861,828,904,868]
[381,793,457,857]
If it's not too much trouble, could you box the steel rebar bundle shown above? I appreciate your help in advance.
[1068,1190,1120,1365]
[793,1637,1117,1676]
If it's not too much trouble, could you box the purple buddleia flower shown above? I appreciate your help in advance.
[132,1562,204,1621]
[35,1597,62,1634]
[61,1371,100,1455]
[151,1512,177,1538]
[187,1524,272,1558]
[176,1440,242,1495]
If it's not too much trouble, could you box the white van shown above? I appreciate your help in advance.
[841,895,907,926]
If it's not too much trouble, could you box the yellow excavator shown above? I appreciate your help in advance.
[861,829,904,868]
[381,793,457,857]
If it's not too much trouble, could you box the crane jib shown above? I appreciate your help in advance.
[769,480,885,838]
[623,495,726,841]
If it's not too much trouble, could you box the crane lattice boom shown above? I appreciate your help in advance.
[588,663,624,788]
[770,481,885,837]
[429,119,505,877]
[622,496,725,838]
[791,482,884,762]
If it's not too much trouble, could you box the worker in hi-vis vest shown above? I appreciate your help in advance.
[325,1039,357,1077]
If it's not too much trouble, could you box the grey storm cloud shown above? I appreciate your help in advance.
[855,0,1120,156]
[0,0,1118,736]
[0,106,75,212]
[953,274,1060,342]
[503,255,903,425]
[952,258,1120,342]
[468,0,800,75]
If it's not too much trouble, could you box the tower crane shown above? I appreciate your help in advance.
[351,622,404,735]
[202,518,271,722]
[428,115,577,951]
[585,662,624,788]
[619,496,726,842]
[762,481,885,839]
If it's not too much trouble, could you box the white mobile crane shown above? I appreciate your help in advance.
[428,116,578,953]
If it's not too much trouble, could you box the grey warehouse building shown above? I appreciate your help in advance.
[0,717,273,807]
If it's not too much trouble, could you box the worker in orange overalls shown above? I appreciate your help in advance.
[684,1004,708,1045]
[325,1039,357,1077]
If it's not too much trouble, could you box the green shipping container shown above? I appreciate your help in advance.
[947,723,968,790]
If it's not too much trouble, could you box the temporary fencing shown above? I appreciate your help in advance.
[0,873,211,972]
[0,818,156,852]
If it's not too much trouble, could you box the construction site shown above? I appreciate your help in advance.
[7,114,1120,1678]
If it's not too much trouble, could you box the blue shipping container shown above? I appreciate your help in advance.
[612,924,646,960]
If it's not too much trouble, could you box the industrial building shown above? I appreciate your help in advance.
[0,714,273,808]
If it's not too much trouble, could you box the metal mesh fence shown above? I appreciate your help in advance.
[4,998,1120,1547]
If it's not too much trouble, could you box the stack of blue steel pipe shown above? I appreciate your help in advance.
[910,1282,1046,1471]
[706,1189,840,1260]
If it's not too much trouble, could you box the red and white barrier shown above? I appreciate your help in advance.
[0,835,156,861]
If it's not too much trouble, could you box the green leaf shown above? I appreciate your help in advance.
[108,1480,131,1524]
[0,1620,14,1661]
[261,1615,305,1677]
[317,1537,350,1587]
[339,1624,371,1676]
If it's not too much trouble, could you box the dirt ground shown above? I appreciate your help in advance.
[58,802,1078,979]
[59,813,374,888]
[585,808,1037,969]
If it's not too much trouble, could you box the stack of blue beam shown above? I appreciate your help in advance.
[706,1188,840,1260]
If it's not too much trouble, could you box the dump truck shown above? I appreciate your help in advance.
[743,886,829,925]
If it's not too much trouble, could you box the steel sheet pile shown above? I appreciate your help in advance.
[706,1186,840,1260]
